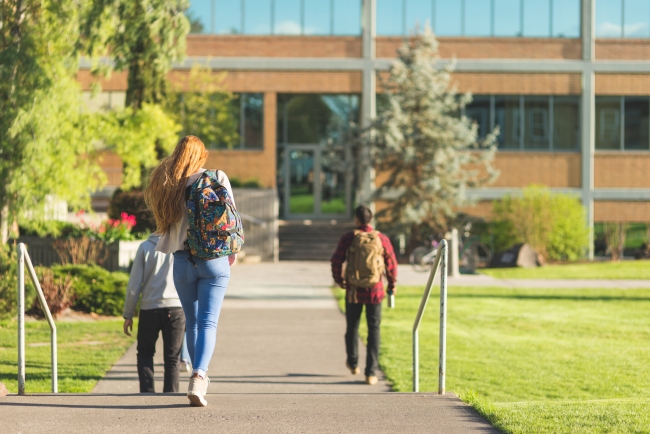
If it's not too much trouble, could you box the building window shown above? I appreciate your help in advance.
[277,94,360,145]
[81,91,126,112]
[597,0,650,38]
[187,0,361,35]
[377,0,580,37]
[596,96,650,150]
[236,93,264,149]
[178,92,264,150]
[465,95,581,151]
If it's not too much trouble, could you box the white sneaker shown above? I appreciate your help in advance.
[180,360,192,373]
[204,376,210,395]
[187,376,208,407]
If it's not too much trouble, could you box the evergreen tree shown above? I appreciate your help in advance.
[363,28,499,237]
[82,0,190,109]
[0,0,105,241]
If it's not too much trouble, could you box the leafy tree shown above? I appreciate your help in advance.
[95,104,181,189]
[165,64,239,149]
[0,0,105,241]
[360,28,499,238]
[81,0,190,110]
[493,185,589,262]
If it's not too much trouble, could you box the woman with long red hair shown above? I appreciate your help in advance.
[145,135,236,407]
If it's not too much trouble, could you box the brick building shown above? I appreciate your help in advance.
[83,0,650,258]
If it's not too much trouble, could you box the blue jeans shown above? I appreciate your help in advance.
[173,250,230,378]
[181,332,190,363]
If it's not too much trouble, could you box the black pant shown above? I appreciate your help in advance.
[345,301,382,377]
[137,307,185,393]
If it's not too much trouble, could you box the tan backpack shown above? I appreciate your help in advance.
[345,230,385,288]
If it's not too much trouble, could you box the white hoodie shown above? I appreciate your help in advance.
[122,234,182,319]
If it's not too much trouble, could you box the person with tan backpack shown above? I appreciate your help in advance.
[331,205,398,385]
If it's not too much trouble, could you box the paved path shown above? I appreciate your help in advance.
[1,261,499,433]
[398,265,650,288]
[94,261,390,394]
[1,393,497,433]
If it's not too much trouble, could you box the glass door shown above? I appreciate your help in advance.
[282,144,351,220]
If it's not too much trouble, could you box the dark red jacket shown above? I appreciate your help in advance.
[330,225,398,304]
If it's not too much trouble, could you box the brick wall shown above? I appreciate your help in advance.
[187,35,362,58]
[378,37,581,59]
[77,70,128,92]
[595,201,650,222]
[492,152,581,188]
[452,73,581,95]
[169,70,362,93]
[205,92,277,188]
[595,153,650,188]
[596,39,650,60]
[595,74,650,95]
[99,151,123,187]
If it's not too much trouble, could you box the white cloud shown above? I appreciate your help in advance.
[624,22,649,36]
[597,22,622,37]
[274,20,301,35]
[597,21,650,37]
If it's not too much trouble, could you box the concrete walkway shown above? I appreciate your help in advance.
[398,265,650,288]
[1,261,498,433]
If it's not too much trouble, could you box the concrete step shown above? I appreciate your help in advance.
[1,393,498,434]
[279,220,354,262]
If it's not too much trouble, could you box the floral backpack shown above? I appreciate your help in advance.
[185,170,244,260]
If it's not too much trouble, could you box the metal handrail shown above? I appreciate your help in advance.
[239,213,267,227]
[17,243,58,394]
[412,239,448,394]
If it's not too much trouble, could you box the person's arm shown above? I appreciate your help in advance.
[216,170,238,265]
[123,243,146,325]
[216,170,235,206]
[331,233,351,288]
[381,234,398,293]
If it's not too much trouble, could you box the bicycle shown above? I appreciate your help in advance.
[409,235,440,272]
[408,224,492,272]
[458,223,492,270]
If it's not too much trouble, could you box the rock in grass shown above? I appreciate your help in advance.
[0,382,7,397]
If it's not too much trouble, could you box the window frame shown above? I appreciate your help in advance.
[465,94,581,152]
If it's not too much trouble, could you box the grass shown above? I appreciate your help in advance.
[480,259,650,279]
[0,318,135,393]
[332,286,650,433]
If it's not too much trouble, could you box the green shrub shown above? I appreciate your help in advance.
[108,188,155,235]
[18,220,77,238]
[0,246,19,319]
[229,177,263,189]
[492,185,589,262]
[0,245,36,319]
[51,264,128,316]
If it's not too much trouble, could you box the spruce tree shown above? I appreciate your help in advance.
[364,28,499,237]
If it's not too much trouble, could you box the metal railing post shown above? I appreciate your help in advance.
[439,242,449,395]
[17,245,25,395]
[412,239,448,393]
[17,243,58,394]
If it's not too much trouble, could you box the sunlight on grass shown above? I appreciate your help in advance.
[0,318,135,393]
[480,260,650,279]
[332,286,650,433]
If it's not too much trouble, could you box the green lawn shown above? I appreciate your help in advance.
[481,260,650,279]
[0,318,135,393]
[333,286,650,433]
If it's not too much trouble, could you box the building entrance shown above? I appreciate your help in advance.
[280,144,352,220]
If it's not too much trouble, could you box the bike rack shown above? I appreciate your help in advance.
[17,243,58,394]
[412,239,448,394]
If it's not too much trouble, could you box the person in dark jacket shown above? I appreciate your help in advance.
[330,205,398,385]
